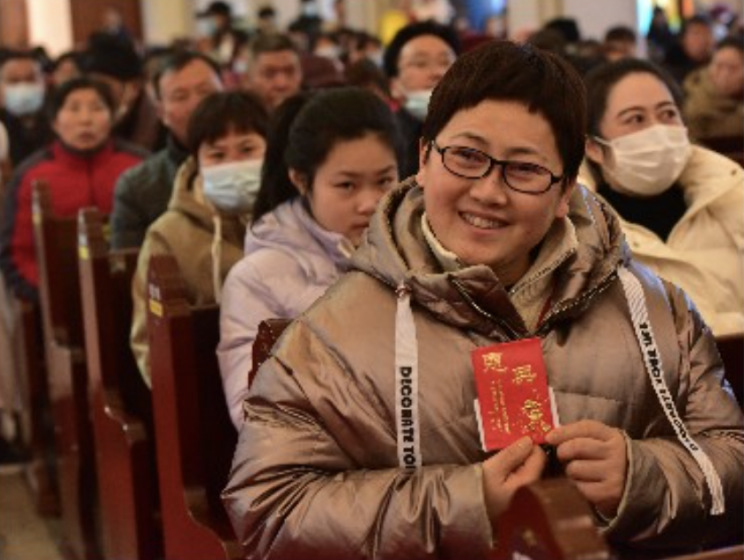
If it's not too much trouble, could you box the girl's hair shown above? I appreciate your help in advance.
[186,90,269,155]
[251,86,402,224]
[583,58,683,138]
[48,76,116,121]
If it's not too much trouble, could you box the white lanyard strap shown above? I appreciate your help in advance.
[618,267,724,515]
[395,283,421,469]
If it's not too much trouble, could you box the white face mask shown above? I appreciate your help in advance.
[233,59,249,74]
[3,82,44,117]
[367,51,384,68]
[404,89,433,121]
[202,159,263,213]
[196,17,217,38]
[595,124,692,197]
[315,46,340,61]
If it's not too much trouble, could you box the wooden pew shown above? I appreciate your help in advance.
[493,477,610,560]
[14,298,59,515]
[147,253,242,560]
[248,318,291,388]
[496,478,743,560]
[662,545,744,560]
[32,181,99,560]
[77,207,162,560]
[1,163,58,515]
[717,334,743,407]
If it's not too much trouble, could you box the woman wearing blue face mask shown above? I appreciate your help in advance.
[130,90,268,386]
[218,87,402,429]
[581,58,744,336]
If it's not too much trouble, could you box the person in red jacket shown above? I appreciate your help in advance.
[0,76,146,300]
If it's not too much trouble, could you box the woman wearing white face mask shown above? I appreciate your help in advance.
[130,91,268,386]
[581,58,744,336]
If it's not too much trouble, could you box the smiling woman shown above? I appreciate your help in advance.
[222,41,743,560]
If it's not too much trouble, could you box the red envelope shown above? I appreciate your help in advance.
[472,338,556,451]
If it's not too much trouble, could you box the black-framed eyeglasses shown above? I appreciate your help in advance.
[432,141,564,195]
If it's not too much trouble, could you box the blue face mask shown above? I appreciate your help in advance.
[3,82,45,117]
[202,159,263,213]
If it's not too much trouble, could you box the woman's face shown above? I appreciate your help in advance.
[416,100,573,286]
[709,46,744,98]
[292,132,398,246]
[52,88,113,151]
[197,128,266,168]
[586,72,684,168]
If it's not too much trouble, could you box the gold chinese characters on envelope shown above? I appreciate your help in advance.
[472,338,557,451]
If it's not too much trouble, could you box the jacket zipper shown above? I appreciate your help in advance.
[449,277,521,339]
[535,269,619,336]
[451,269,620,340]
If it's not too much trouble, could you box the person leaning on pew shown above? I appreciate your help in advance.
[223,40,744,559]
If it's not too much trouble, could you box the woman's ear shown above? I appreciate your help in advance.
[585,137,606,166]
[288,169,308,196]
[415,138,429,187]
[555,178,576,219]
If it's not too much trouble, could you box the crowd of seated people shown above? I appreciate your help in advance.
[0,0,742,557]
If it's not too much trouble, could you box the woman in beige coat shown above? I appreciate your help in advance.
[130,91,268,385]
[582,58,744,336]
[223,42,743,559]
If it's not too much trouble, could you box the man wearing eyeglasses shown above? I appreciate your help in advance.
[383,20,459,180]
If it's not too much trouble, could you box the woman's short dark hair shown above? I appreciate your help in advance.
[48,76,116,121]
[583,58,683,138]
[422,40,586,185]
[186,90,269,155]
[252,86,402,224]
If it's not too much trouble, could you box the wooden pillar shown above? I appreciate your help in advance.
[0,0,30,49]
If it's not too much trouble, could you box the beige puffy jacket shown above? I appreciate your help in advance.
[579,145,744,336]
[130,157,246,385]
[224,181,743,559]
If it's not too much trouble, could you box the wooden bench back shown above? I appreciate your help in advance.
[31,180,99,560]
[147,253,242,560]
[497,479,743,560]
[32,180,84,348]
[493,477,610,560]
[249,318,292,388]
[77,207,162,560]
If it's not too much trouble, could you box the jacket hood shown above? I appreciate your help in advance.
[168,156,247,302]
[352,177,630,337]
[246,197,353,276]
